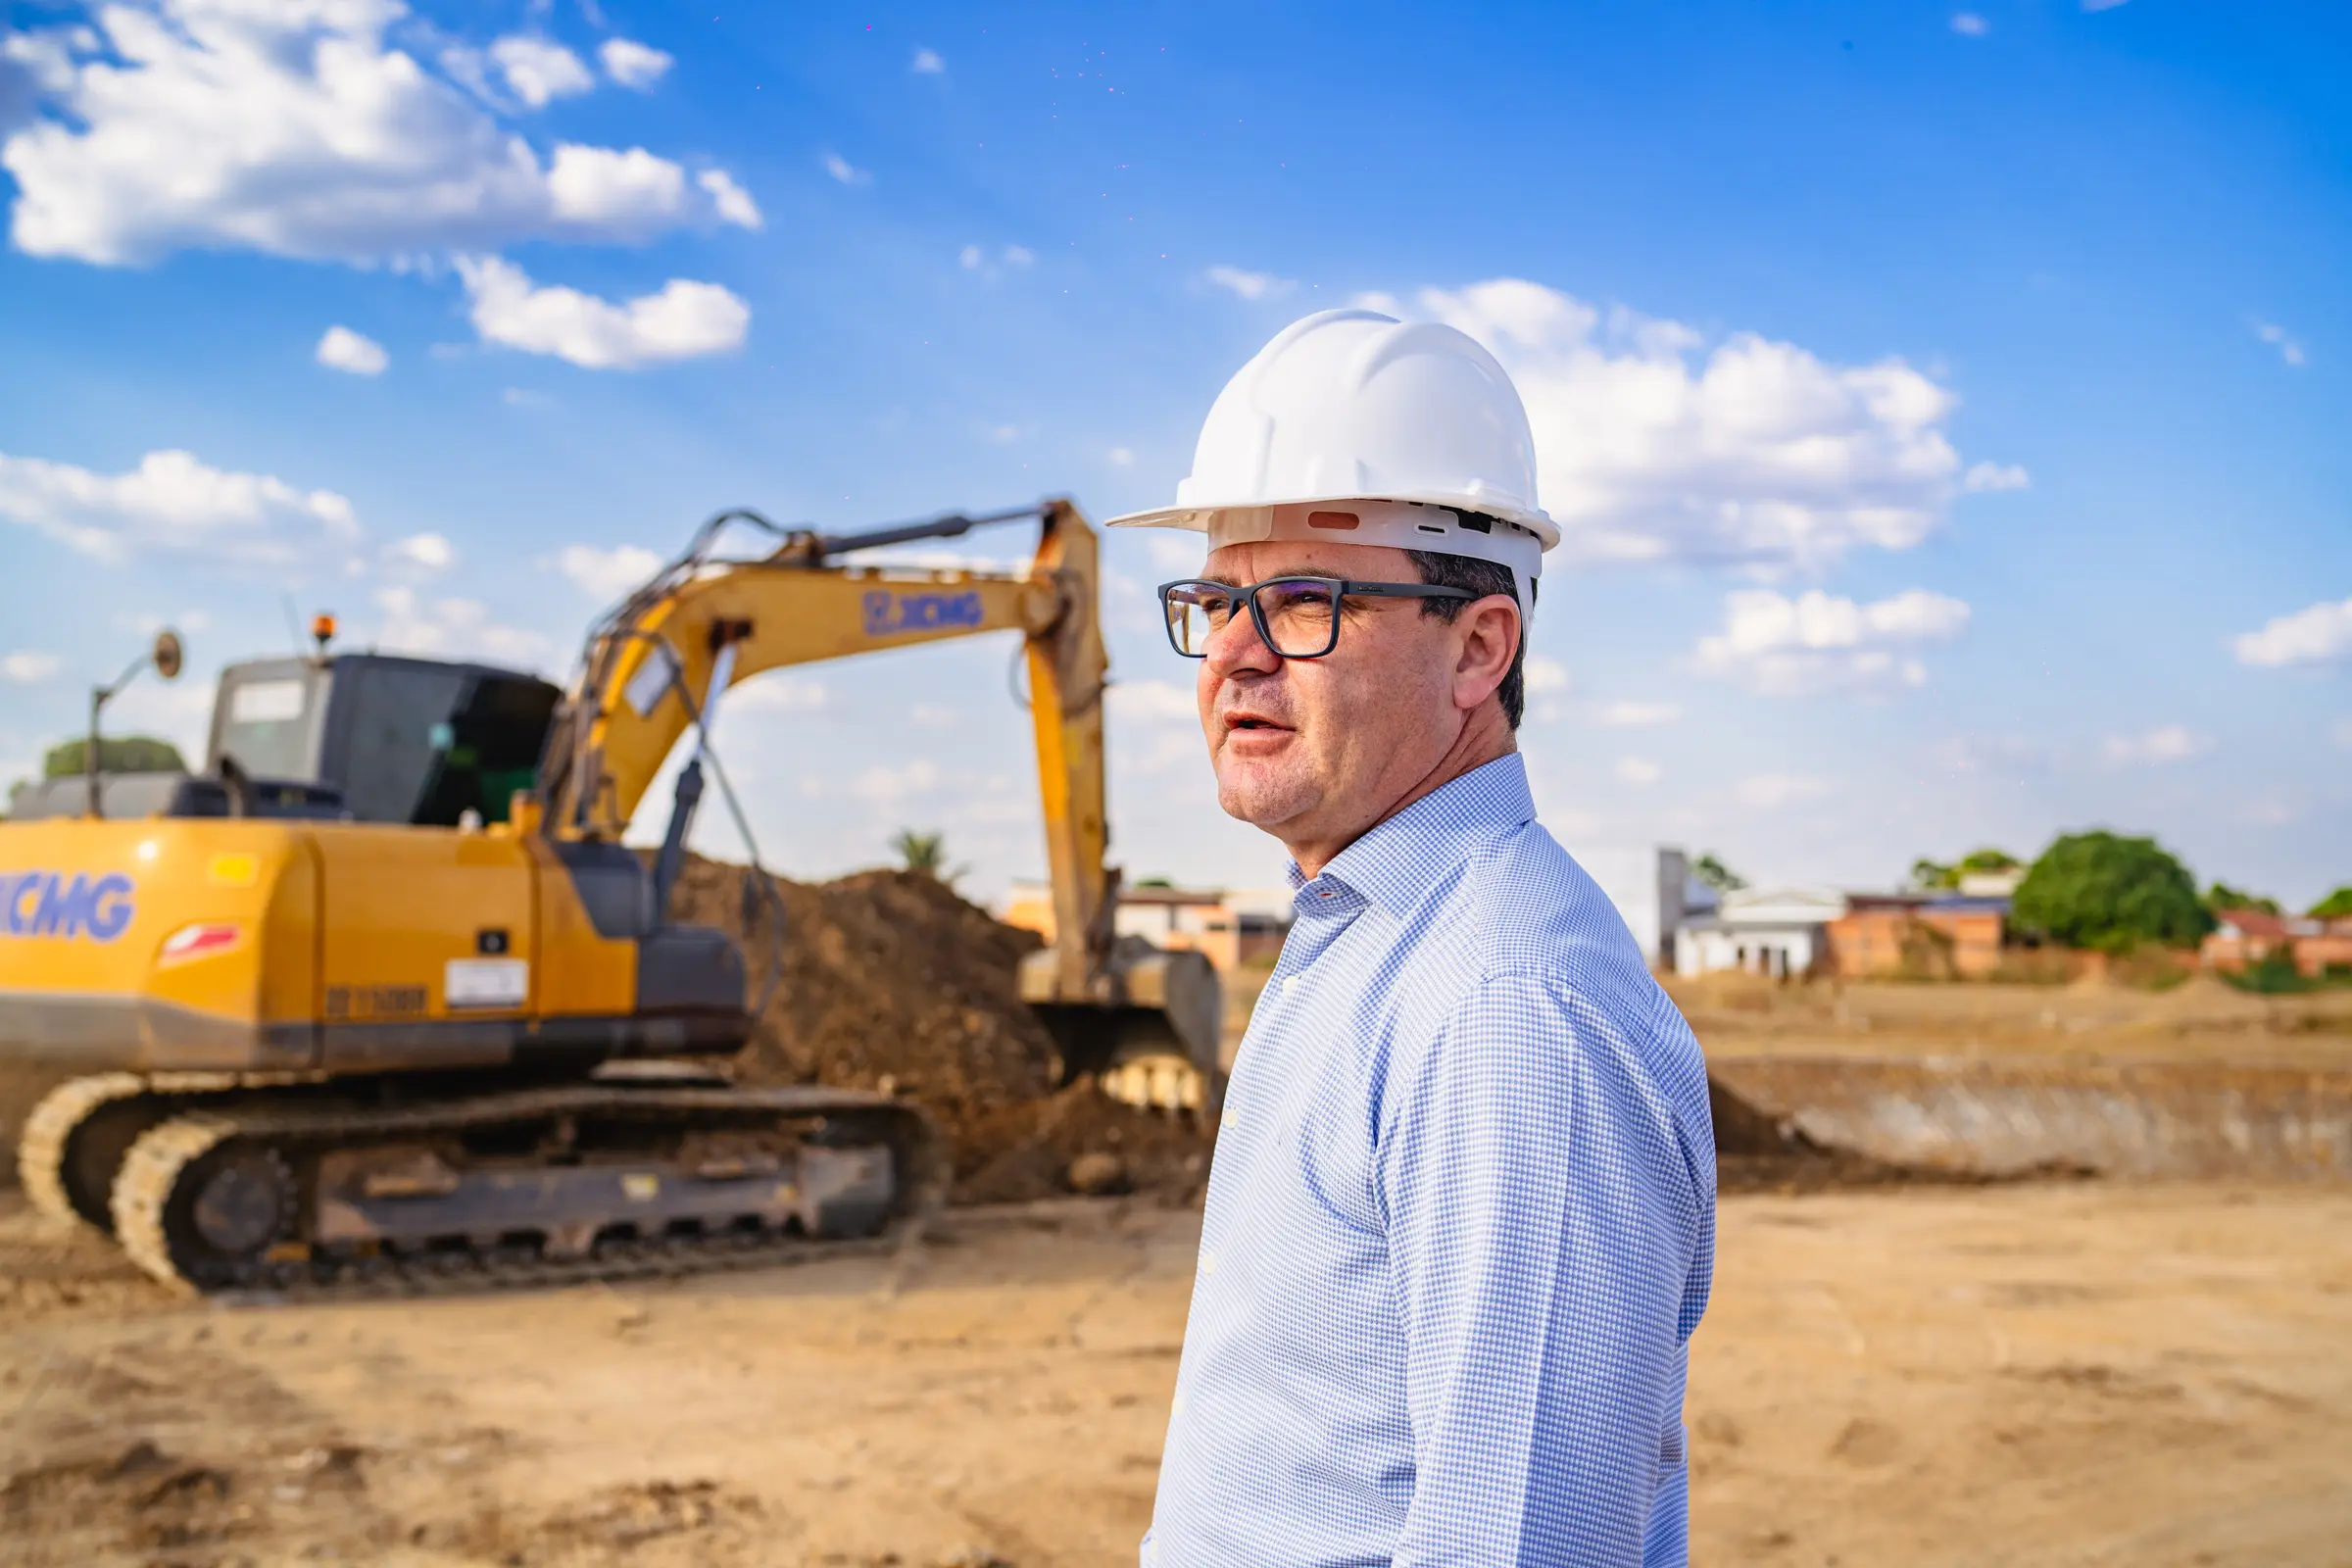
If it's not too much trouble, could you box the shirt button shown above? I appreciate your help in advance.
[1171,1393,1187,1418]
[1200,1251,1218,1276]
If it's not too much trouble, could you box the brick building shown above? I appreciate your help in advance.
[1826,894,2009,980]
[2204,909,2352,977]
[1001,882,1291,974]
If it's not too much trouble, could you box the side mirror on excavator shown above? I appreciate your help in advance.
[84,627,186,819]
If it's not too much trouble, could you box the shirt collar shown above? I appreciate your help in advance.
[1288,753,1537,917]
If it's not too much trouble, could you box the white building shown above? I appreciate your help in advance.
[1673,886,1849,979]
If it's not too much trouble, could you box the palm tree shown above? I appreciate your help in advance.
[891,828,965,887]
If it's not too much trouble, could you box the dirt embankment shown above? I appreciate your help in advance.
[668,858,1214,1206]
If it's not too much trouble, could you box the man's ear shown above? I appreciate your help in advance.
[1451,595,1520,711]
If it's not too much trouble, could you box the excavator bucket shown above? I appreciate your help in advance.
[1020,942,1224,1115]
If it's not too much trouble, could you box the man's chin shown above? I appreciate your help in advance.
[1213,762,1319,832]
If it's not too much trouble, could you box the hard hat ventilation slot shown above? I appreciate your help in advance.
[1305,511,1359,531]
[1415,523,1446,535]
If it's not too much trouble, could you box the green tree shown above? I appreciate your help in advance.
[2204,882,2281,916]
[42,735,188,778]
[1911,847,2021,892]
[2310,887,2352,921]
[2011,831,2213,954]
[1909,857,1955,892]
[890,828,966,888]
[1691,853,1745,895]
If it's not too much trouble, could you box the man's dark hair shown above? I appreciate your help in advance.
[1403,546,1532,730]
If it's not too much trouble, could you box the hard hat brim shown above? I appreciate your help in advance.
[1105,492,1562,553]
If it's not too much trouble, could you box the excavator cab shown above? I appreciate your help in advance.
[7,654,561,829]
[210,655,560,827]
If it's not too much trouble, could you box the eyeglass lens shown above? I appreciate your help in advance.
[1164,579,1340,658]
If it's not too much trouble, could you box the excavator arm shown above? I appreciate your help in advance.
[531,498,1215,1109]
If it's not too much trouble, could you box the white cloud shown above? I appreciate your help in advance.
[697,170,761,229]
[1591,699,1682,727]
[1400,279,1975,572]
[910,47,945,74]
[1933,732,2058,773]
[959,242,1033,279]
[1525,656,1571,695]
[600,37,673,90]
[1108,680,1200,725]
[1615,756,1661,786]
[1694,587,1971,695]
[1206,265,1293,301]
[1107,447,1136,467]
[2238,796,2299,827]
[2233,596,2352,667]
[371,586,550,667]
[385,531,454,573]
[554,542,662,601]
[491,35,593,108]
[547,144,756,234]
[986,424,1025,445]
[822,151,870,186]
[2102,724,2212,767]
[2,652,63,684]
[727,674,826,712]
[849,758,944,803]
[0,447,360,565]
[1143,534,1203,574]
[2253,320,2308,368]
[1735,773,1830,809]
[0,1,755,265]
[1962,461,2029,491]
[2082,0,2130,11]
[458,255,749,369]
[315,324,388,376]
[1951,13,1989,34]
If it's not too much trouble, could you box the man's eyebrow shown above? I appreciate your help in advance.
[1195,573,1245,588]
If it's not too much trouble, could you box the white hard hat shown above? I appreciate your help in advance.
[1107,307,1556,613]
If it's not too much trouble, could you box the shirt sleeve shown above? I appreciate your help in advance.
[1375,968,1705,1566]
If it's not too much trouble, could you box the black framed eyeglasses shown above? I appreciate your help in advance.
[1156,576,1476,660]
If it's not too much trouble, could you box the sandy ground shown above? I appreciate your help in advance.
[4,1181,2349,1568]
[1669,973,2352,1069]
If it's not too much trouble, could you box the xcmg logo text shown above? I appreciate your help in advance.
[0,872,136,941]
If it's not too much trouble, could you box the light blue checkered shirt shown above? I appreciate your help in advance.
[1143,754,1716,1567]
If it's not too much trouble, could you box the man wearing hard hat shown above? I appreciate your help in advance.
[1112,310,1717,1566]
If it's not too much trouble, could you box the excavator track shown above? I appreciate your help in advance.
[18,1072,160,1230]
[99,1080,940,1299]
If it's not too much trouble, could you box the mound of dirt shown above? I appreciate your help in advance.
[668,857,1212,1205]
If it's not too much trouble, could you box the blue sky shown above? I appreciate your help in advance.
[2,0,2346,913]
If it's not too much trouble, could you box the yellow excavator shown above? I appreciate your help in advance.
[1,498,1219,1295]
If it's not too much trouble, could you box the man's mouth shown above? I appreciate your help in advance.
[1223,710,1292,733]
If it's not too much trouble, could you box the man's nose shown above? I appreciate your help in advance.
[1203,599,1282,679]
